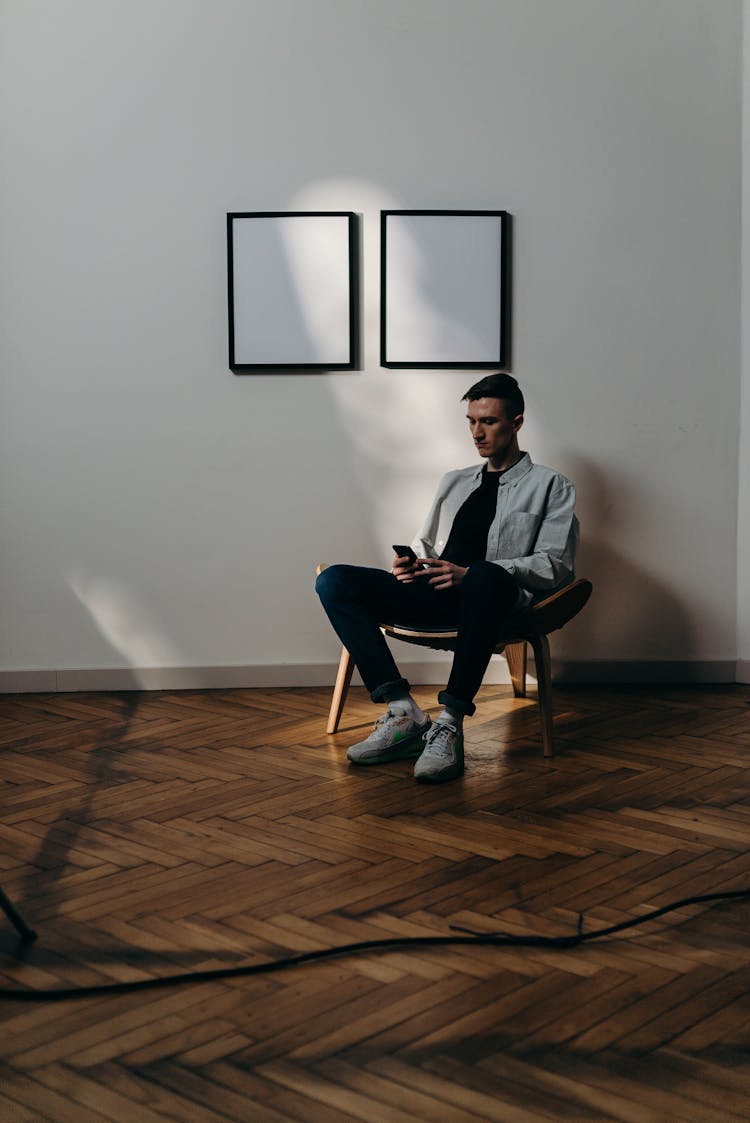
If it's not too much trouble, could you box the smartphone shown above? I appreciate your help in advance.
[392,544,417,563]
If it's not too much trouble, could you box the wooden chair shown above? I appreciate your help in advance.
[319,569,592,757]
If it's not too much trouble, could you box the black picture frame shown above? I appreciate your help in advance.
[380,209,511,369]
[227,211,358,371]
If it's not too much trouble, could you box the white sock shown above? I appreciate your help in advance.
[438,707,463,730]
[389,696,427,724]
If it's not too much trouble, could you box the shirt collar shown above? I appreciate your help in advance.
[473,451,532,485]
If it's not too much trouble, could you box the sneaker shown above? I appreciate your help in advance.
[413,721,464,783]
[347,707,432,765]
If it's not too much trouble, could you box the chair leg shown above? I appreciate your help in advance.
[327,646,354,734]
[529,633,555,758]
[505,641,527,697]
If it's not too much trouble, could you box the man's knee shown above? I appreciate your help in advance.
[315,564,349,604]
[461,560,518,609]
[462,560,501,594]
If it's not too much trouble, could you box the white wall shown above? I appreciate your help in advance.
[0,0,743,689]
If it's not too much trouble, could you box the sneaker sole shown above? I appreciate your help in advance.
[347,738,427,765]
[414,758,465,783]
[347,722,431,765]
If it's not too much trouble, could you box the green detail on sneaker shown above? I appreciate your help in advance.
[347,710,432,765]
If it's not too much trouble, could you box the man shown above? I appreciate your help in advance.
[315,373,578,783]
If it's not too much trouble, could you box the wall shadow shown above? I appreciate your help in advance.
[553,456,697,673]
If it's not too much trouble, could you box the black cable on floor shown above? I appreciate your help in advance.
[1,889,747,1002]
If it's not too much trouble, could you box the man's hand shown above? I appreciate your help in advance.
[392,553,419,583]
[418,558,468,590]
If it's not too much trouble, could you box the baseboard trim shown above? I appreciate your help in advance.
[0,659,741,693]
[551,659,738,684]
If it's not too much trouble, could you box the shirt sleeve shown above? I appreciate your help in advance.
[492,476,579,593]
[409,473,450,559]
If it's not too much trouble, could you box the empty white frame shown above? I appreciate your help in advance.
[381,210,511,369]
[228,212,358,370]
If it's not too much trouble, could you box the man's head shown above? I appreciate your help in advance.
[462,373,524,471]
[462,372,524,418]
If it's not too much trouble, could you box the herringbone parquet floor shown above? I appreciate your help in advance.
[0,681,749,1121]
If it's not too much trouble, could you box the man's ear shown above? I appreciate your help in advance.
[513,414,524,433]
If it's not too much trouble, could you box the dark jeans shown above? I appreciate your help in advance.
[315,561,521,717]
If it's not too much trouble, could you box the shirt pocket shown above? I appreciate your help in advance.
[497,511,544,556]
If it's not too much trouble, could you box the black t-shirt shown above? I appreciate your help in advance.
[440,467,501,567]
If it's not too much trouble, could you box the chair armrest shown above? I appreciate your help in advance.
[504,578,593,639]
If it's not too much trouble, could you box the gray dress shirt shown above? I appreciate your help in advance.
[411,452,578,607]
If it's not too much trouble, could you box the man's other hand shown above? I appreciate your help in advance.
[418,558,468,590]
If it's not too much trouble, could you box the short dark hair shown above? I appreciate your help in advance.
[462,373,524,417]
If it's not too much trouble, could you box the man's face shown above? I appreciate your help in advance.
[466,397,523,462]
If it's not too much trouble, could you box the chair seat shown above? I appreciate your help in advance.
[382,578,592,649]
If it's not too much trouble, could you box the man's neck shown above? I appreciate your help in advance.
[486,446,523,473]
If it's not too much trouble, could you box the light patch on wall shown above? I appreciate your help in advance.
[287,179,471,562]
[69,570,182,680]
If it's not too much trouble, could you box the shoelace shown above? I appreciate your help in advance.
[370,708,408,736]
[423,722,458,758]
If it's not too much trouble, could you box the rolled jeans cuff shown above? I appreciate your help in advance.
[437,690,476,718]
[371,678,411,704]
